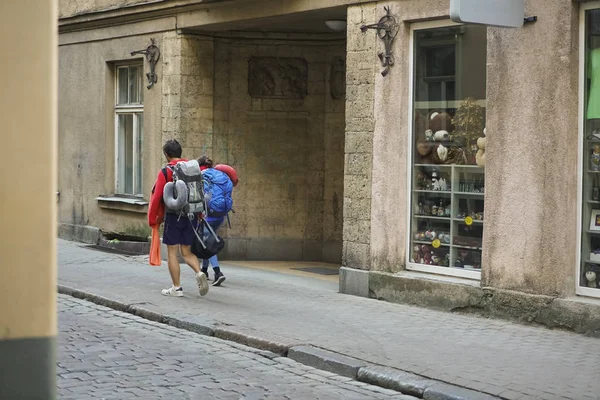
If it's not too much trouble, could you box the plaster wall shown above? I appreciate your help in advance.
[348,0,580,297]
[482,0,580,296]
[59,0,156,18]
[58,24,169,237]
[1,0,57,396]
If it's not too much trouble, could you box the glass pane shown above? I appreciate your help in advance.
[117,114,134,194]
[117,67,129,105]
[581,9,600,291]
[139,67,144,104]
[410,24,487,272]
[426,45,455,77]
[129,66,140,104]
[135,113,144,195]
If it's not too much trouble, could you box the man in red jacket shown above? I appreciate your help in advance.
[148,139,209,297]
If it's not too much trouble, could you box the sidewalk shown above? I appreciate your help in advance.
[58,239,600,400]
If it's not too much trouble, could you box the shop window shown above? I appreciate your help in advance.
[115,65,144,196]
[408,22,487,279]
[579,6,600,296]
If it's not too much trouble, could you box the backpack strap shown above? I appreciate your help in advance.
[153,167,171,194]
[162,166,174,182]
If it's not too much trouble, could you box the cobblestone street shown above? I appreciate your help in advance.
[57,295,413,399]
[59,240,600,400]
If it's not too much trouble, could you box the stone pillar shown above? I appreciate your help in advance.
[482,0,579,297]
[161,32,214,159]
[0,0,57,398]
[343,3,378,270]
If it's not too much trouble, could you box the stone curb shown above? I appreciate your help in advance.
[357,366,502,400]
[213,326,294,356]
[58,285,503,400]
[288,345,366,378]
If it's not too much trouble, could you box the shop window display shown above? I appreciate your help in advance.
[409,24,487,276]
[580,8,600,292]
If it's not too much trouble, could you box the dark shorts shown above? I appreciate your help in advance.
[163,213,199,246]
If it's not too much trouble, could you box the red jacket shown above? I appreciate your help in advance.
[147,158,187,226]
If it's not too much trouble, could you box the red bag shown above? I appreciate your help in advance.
[215,164,238,186]
[149,225,162,266]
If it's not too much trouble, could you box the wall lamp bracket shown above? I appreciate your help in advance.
[131,38,161,90]
[360,6,398,77]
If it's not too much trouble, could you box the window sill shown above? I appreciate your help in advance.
[96,195,148,214]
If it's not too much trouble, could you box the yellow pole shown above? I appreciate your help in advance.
[0,1,58,398]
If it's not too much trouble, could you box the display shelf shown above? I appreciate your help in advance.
[413,189,452,194]
[411,163,485,273]
[414,215,451,221]
[585,230,600,235]
[454,192,484,197]
[413,240,451,247]
[453,244,483,251]
[414,163,452,168]
[584,259,600,264]
[587,170,600,174]
[452,165,484,170]
[453,218,484,224]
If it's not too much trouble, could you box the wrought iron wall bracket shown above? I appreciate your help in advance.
[360,6,398,77]
[131,38,161,89]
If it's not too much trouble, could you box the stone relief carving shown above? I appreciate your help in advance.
[330,56,346,100]
[248,57,308,99]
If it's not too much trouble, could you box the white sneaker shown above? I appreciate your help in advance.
[161,286,183,297]
[196,272,209,296]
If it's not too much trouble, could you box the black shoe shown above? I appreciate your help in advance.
[213,272,226,286]
[201,270,210,281]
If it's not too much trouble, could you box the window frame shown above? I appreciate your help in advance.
[577,1,600,298]
[406,19,483,280]
[114,63,144,197]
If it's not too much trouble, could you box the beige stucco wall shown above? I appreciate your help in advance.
[212,37,345,261]
[346,0,582,298]
[482,0,579,297]
[2,0,57,340]
[58,23,169,237]
[59,0,156,18]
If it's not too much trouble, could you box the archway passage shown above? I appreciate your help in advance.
[182,6,347,263]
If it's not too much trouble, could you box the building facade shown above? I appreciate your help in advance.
[58,0,600,335]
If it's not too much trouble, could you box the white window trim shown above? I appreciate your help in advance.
[577,2,600,298]
[406,19,481,281]
[114,63,144,197]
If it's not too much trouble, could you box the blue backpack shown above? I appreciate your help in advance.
[202,168,233,217]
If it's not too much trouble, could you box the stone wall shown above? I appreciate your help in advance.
[212,36,346,262]
[343,3,377,270]
[161,32,214,159]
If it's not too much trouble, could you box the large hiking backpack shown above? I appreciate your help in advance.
[202,168,233,217]
[162,160,221,251]
[162,160,206,217]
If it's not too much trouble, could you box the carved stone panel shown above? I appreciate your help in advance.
[248,57,308,99]
[330,56,346,100]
